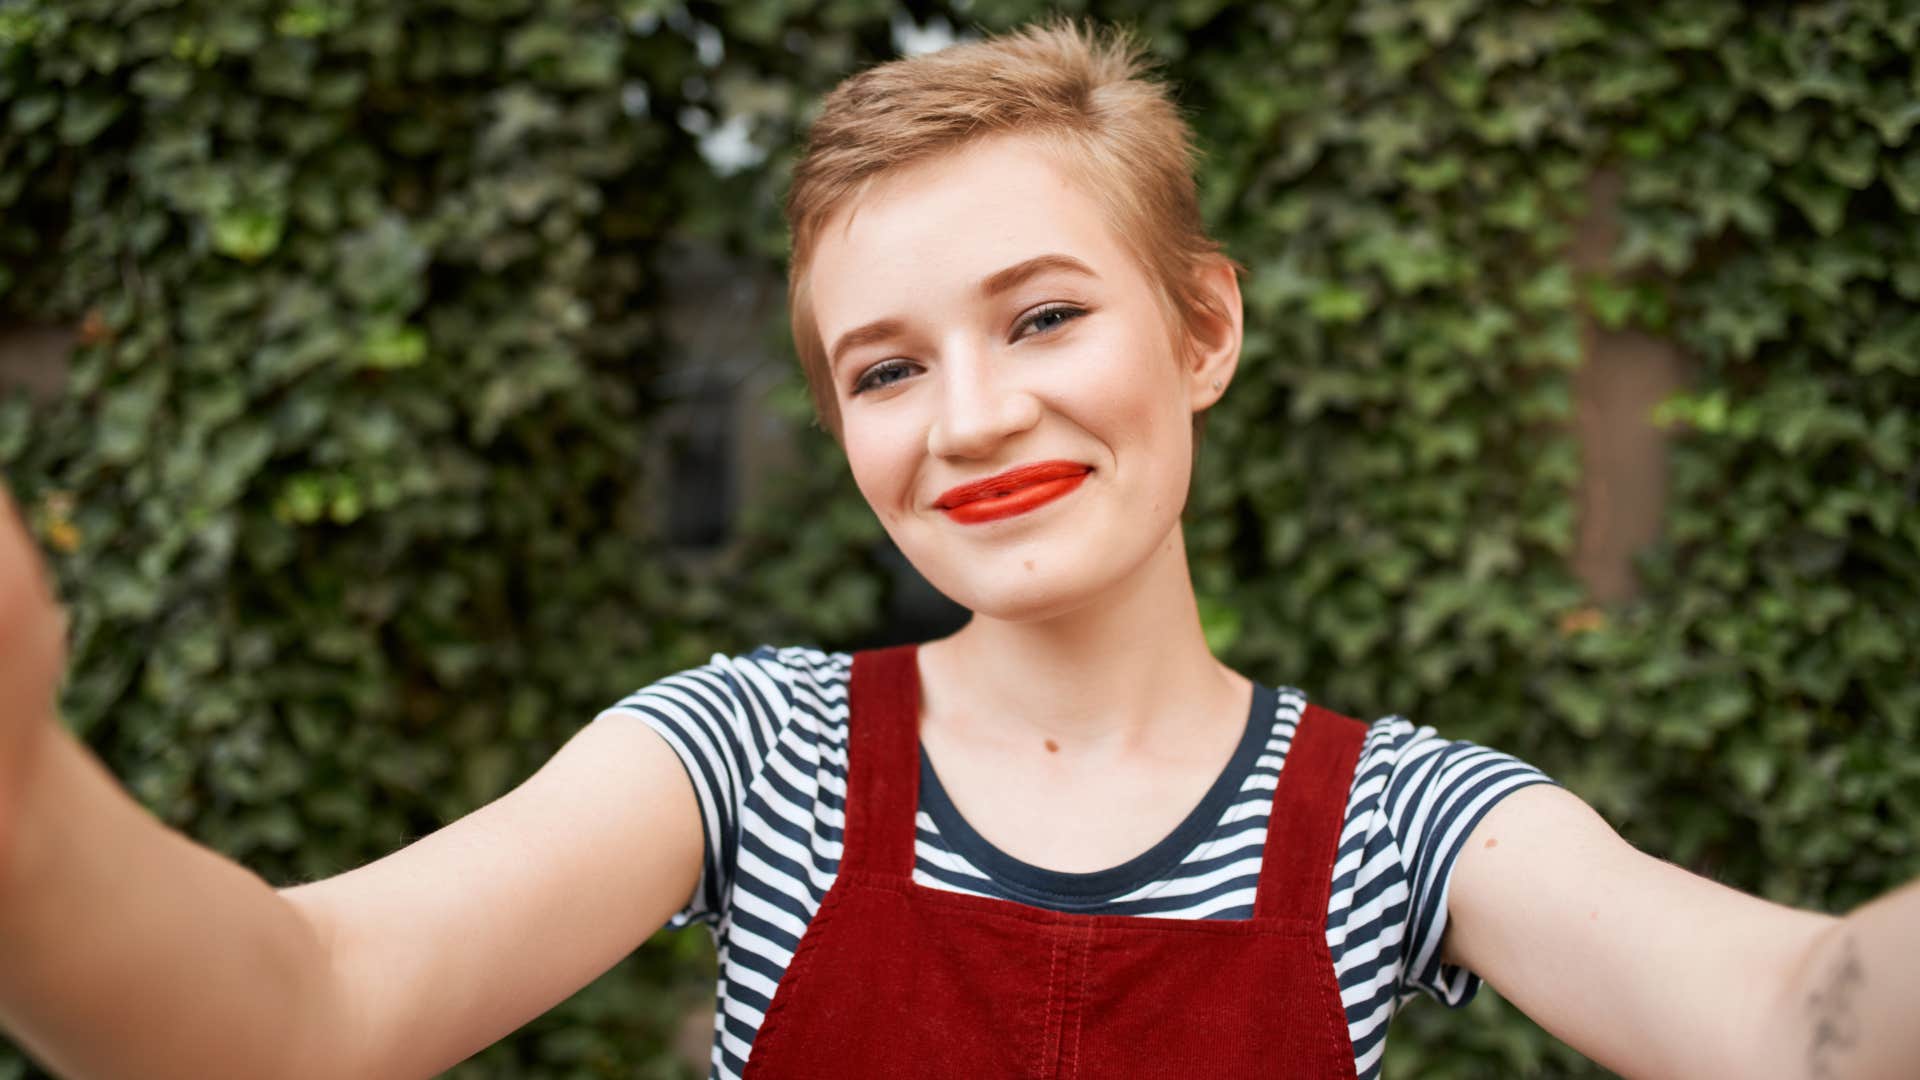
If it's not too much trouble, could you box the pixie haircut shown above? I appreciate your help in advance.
[784,20,1237,437]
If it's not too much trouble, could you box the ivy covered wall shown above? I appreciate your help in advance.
[3,1,1917,1076]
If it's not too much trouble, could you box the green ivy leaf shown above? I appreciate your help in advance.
[211,206,286,262]
[1780,172,1849,236]
[7,91,58,132]
[361,321,428,369]
[58,91,125,144]
[1307,283,1370,324]
[130,60,194,100]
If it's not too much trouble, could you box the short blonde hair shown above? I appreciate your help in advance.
[784,20,1237,436]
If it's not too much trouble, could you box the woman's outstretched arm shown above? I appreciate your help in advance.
[0,488,706,1079]
[0,725,346,1079]
[1758,876,1920,1080]
[1442,783,1919,1079]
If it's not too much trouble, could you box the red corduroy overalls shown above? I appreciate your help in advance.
[742,644,1367,1079]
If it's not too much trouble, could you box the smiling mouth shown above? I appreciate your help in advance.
[934,461,1092,525]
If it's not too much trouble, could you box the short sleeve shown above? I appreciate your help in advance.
[1354,717,1558,1007]
[591,646,820,931]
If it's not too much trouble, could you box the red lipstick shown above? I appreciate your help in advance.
[934,461,1092,525]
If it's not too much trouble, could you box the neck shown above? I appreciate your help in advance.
[920,524,1245,757]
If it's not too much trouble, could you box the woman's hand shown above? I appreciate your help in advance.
[0,484,66,871]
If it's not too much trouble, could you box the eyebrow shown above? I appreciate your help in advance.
[827,253,1100,373]
[827,317,910,375]
[978,252,1099,298]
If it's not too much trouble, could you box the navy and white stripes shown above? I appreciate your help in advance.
[601,645,1554,1079]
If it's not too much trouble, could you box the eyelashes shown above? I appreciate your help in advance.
[1021,302,1083,337]
[849,303,1090,396]
[851,358,917,395]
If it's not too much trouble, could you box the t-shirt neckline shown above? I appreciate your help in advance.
[915,682,1278,908]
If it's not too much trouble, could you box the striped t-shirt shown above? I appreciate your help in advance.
[604,645,1554,1079]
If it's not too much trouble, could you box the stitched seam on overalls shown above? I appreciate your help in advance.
[1063,920,1093,1079]
[746,881,847,1070]
[848,870,1326,937]
[1039,926,1063,1080]
[1323,949,1352,1078]
[1328,935,1360,1077]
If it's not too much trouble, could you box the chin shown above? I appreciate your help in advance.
[895,502,1182,625]
[956,587,1092,625]
[917,558,1113,625]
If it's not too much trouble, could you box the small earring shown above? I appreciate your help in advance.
[1211,379,1222,391]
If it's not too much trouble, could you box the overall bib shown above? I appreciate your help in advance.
[742,644,1367,1078]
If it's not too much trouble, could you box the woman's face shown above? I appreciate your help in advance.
[805,133,1237,623]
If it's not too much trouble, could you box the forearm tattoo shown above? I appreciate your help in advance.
[1805,933,1864,1080]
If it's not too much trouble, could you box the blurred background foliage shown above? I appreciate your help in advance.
[3,0,1918,1076]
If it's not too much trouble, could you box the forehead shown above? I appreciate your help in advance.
[806,135,1139,335]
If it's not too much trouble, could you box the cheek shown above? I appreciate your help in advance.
[1096,329,1185,455]
[1101,334,1192,509]
[843,424,915,526]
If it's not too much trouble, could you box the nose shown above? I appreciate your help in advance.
[925,346,1042,460]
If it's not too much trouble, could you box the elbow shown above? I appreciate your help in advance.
[274,890,376,1080]
[1737,914,1847,1080]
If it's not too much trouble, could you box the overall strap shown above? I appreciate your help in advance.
[1253,703,1369,921]
[840,644,923,877]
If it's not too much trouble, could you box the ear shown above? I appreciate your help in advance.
[1182,255,1243,413]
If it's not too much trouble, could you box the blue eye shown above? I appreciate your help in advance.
[852,359,915,395]
[1020,304,1086,337]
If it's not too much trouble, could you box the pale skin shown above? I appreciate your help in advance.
[0,130,1915,1080]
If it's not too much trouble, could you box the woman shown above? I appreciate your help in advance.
[1,20,1916,1080]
